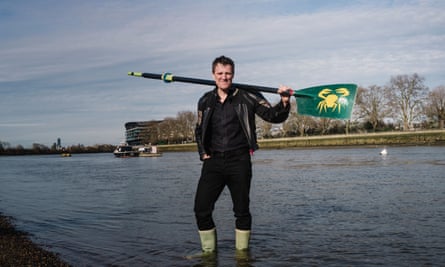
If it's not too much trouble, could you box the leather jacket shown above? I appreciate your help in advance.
[195,87,290,160]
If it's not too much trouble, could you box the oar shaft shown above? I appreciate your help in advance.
[166,74,217,87]
[129,72,296,96]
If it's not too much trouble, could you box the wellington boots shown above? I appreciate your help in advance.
[198,228,217,253]
[235,229,251,250]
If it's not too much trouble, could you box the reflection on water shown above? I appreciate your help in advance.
[0,146,444,266]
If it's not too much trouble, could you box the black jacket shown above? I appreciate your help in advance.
[195,87,290,160]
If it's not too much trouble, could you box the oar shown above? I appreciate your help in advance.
[128,72,357,119]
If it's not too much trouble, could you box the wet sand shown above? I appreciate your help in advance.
[0,213,71,267]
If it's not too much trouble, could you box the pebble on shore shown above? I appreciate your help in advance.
[0,213,71,267]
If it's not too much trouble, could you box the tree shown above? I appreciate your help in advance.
[355,85,389,131]
[32,143,50,154]
[148,123,161,144]
[0,141,8,153]
[317,118,333,135]
[176,111,196,143]
[15,145,25,155]
[283,111,316,137]
[386,74,428,130]
[255,115,272,138]
[159,117,179,144]
[425,85,445,129]
[282,101,299,136]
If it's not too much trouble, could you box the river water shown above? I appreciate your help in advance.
[0,146,444,266]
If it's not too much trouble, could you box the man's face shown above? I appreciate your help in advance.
[212,63,233,91]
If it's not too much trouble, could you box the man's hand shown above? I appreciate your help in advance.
[278,85,292,107]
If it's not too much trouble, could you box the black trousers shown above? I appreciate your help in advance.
[194,149,252,231]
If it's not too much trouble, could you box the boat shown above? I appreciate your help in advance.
[380,148,388,155]
[113,144,139,157]
[61,152,71,157]
[138,146,162,157]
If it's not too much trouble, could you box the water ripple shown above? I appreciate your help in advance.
[1,147,444,266]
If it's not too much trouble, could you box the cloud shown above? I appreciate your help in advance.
[0,122,44,127]
[1,0,444,147]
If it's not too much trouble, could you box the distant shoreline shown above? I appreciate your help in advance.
[1,130,444,156]
[158,130,445,152]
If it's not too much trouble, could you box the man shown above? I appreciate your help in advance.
[194,56,291,252]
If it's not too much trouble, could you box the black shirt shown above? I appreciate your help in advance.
[209,95,248,152]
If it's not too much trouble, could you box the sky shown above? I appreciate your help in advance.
[1,0,444,148]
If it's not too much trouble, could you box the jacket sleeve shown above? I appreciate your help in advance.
[195,95,207,160]
[248,91,290,123]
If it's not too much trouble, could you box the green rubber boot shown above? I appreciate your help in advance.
[199,228,217,253]
[235,229,251,250]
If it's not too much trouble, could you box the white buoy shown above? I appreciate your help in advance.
[380,148,388,155]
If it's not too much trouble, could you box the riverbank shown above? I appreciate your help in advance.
[258,129,445,149]
[0,213,71,267]
[158,129,445,152]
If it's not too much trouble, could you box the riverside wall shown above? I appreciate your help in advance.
[158,130,445,152]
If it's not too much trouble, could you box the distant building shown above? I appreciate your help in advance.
[125,120,163,146]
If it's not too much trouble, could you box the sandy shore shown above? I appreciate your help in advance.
[0,213,71,267]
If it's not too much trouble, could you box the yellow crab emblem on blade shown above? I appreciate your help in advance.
[316,88,350,114]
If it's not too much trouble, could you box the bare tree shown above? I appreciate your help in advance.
[317,118,333,135]
[159,117,178,144]
[149,124,160,144]
[425,85,445,129]
[386,74,428,130]
[176,111,196,143]
[255,115,272,138]
[355,85,389,131]
[282,109,298,136]
[283,109,316,137]
[282,100,299,136]
[0,141,9,153]
[32,143,50,153]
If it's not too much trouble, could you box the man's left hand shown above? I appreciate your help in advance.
[278,85,292,107]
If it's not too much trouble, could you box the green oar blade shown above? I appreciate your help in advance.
[295,84,357,119]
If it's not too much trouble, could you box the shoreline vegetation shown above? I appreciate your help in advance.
[1,130,444,156]
[158,130,445,152]
[1,130,443,265]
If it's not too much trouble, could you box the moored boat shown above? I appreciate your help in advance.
[113,144,139,157]
[138,146,162,157]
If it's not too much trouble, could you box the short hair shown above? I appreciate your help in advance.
[212,55,235,74]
